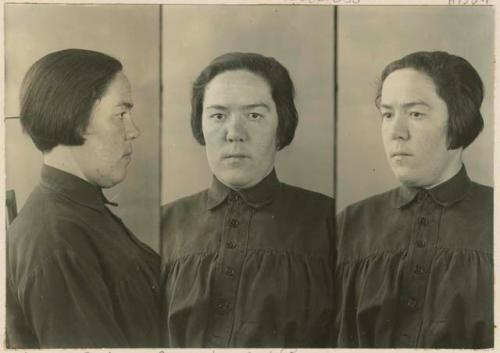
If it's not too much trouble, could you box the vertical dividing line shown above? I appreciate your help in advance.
[333,5,338,213]
[158,7,165,339]
[158,4,163,254]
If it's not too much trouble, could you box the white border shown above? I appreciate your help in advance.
[0,1,497,352]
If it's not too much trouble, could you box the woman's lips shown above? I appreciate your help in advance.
[391,152,412,157]
[122,150,133,160]
[223,153,250,159]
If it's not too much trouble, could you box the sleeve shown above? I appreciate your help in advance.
[17,249,129,348]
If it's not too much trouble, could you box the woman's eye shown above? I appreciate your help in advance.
[248,113,263,119]
[210,113,225,120]
[410,112,424,118]
[381,112,392,119]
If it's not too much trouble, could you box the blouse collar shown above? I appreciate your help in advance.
[394,165,471,209]
[40,164,117,213]
[206,169,281,210]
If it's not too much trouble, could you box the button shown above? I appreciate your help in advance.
[414,264,425,274]
[416,192,427,202]
[224,266,235,277]
[229,219,240,228]
[216,300,231,313]
[225,240,237,249]
[398,333,409,342]
[407,297,417,309]
[209,335,221,346]
[419,217,429,226]
[416,240,426,248]
[228,193,239,202]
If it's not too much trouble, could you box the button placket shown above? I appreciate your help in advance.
[394,195,441,347]
[394,293,422,347]
[412,204,437,279]
[206,195,250,345]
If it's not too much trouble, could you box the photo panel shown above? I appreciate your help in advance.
[335,5,494,349]
[160,4,336,348]
[4,4,162,348]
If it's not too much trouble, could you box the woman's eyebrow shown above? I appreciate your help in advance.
[242,103,270,111]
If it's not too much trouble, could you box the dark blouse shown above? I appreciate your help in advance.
[7,165,160,348]
[161,170,335,347]
[335,166,493,348]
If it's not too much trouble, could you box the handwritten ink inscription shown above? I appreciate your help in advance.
[449,0,490,5]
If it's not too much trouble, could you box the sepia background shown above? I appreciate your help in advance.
[161,5,335,204]
[4,4,161,251]
[336,6,495,213]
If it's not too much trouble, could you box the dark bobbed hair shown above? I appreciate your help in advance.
[20,48,123,152]
[191,52,298,150]
[375,51,484,149]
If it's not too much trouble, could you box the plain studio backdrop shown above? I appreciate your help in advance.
[161,5,335,205]
[5,4,161,251]
[336,6,494,213]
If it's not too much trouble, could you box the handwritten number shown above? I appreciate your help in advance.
[450,0,488,4]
